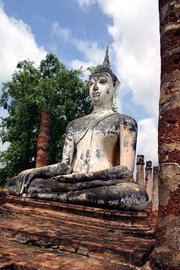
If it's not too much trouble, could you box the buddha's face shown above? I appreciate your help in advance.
[89,72,114,107]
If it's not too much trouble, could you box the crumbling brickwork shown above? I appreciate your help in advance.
[151,1,180,269]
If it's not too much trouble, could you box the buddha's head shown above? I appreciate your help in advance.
[89,47,120,110]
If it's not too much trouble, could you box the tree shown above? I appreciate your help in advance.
[0,60,41,178]
[0,54,91,183]
[87,65,103,75]
[35,54,65,167]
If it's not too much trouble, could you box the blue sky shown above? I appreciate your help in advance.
[0,0,160,165]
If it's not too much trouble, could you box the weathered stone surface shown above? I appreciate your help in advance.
[159,109,180,164]
[136,155,145,187]
[155,163,180,265]
[151,1,180,269]
[27,180,148,211]
[152,167,159,212]
[160,0,180,26]
[151,247,180,270]
[158,163,180,207]
[159,0,180,75]
[160,70,180,112]
[0,193,156,269]
[145,161,153,202]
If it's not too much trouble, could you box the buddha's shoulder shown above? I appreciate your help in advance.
[118,113,137,127]
[106,112,137,127]
[66,113,137,130]
[66,114,92,130]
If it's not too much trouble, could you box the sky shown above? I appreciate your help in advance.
[0,0,160,166]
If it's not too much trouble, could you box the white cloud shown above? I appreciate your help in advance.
[0,4,46,85]
[73,40,104,65]
[52,22,71,42]
[71,59,93,70]
[52,22,105,69]
[76,0,96,9]
[137,118,158,165]
[0,4,47,152]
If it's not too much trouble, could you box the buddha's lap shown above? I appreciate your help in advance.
[9,177,148,210]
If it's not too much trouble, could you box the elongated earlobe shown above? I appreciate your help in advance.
[112,80,120,111]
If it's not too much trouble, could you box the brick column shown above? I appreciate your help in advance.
[152,166,159,212]
[136,155,145,187]
[145,161,153,203]
[151,1,180,269]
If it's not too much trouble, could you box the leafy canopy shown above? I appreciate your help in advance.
[0,54,91,183]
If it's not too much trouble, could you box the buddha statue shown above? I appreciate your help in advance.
[9,48,148,211]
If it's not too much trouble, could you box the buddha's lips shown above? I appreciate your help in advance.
[92,92,101,97]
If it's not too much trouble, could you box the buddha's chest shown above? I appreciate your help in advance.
[72,115,120,173]
[72,115,120,145]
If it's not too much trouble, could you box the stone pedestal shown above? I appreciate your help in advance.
[0,193,156,269]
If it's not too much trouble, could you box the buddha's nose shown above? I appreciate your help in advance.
[93,83,98,91]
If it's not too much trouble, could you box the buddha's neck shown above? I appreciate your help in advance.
[93,104,113,113]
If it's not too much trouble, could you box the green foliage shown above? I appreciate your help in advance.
[0,54,91,182]
[87,65,103,75]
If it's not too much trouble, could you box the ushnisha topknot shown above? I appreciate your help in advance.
[103,46,110,68]
[89,46,119,87]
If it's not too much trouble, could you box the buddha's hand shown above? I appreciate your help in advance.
[18,167,43,181]
[54,173,77,182]
[54,172,93,182]
[17,162,71,194]
[17,167,44,193]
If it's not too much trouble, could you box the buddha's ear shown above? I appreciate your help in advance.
[112,80,121,111]
[114,80,120,97]
[115,80,121,92]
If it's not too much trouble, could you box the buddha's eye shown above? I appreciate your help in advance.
[99,78,107,84]
[89,81,94,86]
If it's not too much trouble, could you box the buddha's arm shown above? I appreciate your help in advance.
[16,123,75,194]
[119,116,137,173]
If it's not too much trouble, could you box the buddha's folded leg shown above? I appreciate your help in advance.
[25,178,126,195]
[28,179,148,211]
[9,177,121,196]
[27,178,70,194]
[57,181,149,211]
[9,177,148,211]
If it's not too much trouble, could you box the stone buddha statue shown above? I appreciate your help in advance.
[9,48,148,211]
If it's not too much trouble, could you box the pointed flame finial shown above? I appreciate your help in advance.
[103,46,110,68]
